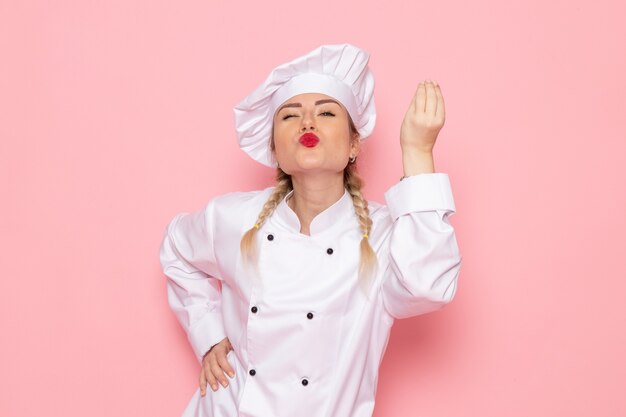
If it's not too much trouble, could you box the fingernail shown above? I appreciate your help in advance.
[228,372,235,378]
[211,384,217,391]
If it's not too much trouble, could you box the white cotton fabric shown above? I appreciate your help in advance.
[233,43,376,167]
[159,173,462,417]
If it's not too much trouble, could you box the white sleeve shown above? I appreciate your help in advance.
[159,199,227,363]
[381,173,463,319]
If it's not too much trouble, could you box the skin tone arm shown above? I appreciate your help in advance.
[199,79,446,396]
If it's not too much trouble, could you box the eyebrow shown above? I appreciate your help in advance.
[276,99,340,114]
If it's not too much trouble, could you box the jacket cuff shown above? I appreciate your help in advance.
[384,173,456,221]
[188,313,227,363]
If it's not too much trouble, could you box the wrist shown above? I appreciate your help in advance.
[401,148,435,176]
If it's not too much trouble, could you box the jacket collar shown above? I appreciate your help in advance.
[274,188,354,236]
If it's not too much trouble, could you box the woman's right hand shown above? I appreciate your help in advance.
[200,337,235,396]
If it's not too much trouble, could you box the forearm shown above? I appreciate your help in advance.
[382,172,461,319]
[160,205,226,363]
[402,147,435,176]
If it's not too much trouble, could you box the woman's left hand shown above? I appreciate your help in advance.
[400,80,445,153]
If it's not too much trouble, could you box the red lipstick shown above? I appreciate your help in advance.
[299,133,319,148]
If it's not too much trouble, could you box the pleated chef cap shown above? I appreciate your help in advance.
[233,43,376,167]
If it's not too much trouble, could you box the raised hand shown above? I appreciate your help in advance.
[400,80,445,176]
[400,80,445,154]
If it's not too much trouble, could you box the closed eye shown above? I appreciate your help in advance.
[319,111,335,116]
[282,114,297,120]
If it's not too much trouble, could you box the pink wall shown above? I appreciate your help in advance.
[1,1,625,416]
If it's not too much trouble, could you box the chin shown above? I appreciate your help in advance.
[283,156,320,171]
[292,164,348,177]
[279,154,346,175]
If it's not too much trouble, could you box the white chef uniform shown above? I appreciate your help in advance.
[159,172,462,417]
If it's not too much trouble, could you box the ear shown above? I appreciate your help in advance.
[350,134,361,158]
[269,133,279,166]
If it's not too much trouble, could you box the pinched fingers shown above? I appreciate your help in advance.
[413,80,443,116]
[416,80,445,125]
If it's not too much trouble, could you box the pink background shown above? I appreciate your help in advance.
[1,1,625,416]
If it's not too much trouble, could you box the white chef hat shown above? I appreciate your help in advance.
[233,43,376,167]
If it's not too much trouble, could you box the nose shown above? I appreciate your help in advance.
[299,112,316,132]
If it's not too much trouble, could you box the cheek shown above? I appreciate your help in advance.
[329,126,352,155]
[273,129,289,147]
[272,124,288,149]
[271,132,295,166]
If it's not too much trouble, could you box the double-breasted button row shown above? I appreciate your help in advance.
[248,368,309,386]
[265,233,334,256]
[250,306,314,320]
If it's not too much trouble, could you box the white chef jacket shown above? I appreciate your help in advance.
[159,172,462,417]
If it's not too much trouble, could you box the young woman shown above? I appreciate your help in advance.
[160,43,462,417]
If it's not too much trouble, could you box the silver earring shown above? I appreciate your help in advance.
[349,155,356,163]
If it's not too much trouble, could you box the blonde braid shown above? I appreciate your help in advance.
[344,162,378,294]
[240,169,292,264]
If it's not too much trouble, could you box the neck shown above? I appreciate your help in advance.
[287,172,345,236]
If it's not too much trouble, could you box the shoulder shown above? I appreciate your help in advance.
[207,187,274,229]
[210,187,273,211]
